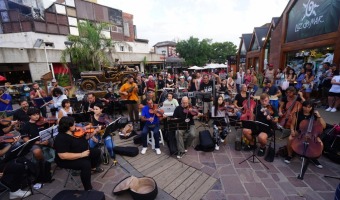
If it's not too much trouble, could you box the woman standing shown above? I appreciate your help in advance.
[250,71,258,95]
[287,68,296,87]
[244,69,252,86]
[296,68,306,90]
[325,70,340,112]
[302,69,314,101]
[54,116,102,191]
[236,67,245,93]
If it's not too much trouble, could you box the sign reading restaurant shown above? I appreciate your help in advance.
[286,0,340,42]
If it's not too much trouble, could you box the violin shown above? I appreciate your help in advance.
[291,115,323,159]
[183,106,200,116]
[240,93,256,121]
[149,104,165,118]
[0,133,16,143]
[36,116,58,126]
[261,105,274,117]
[73,123,99,138]
[278,97,302,129]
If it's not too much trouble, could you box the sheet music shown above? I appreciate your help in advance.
[211,106,226,118]
[39,125,59,142]
[11,136,40,152]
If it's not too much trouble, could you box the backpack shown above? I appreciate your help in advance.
[195,130,215,152]
[164,130,178,156]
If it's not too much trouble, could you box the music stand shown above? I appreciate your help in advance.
[39,125,58,143]
[4,136,51,199]
[166,118,190,158]
[238,120,270,169]
[101,117,129,178]
[33,97,52,108]
[68,113,91,123]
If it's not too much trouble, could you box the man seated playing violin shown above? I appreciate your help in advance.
[173,96,203,159]
[140,98,164,155]
[242,93,279,157]
[21,108,54,162]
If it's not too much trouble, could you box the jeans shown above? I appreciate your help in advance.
[141,124,160,148]
[89,135,115,158]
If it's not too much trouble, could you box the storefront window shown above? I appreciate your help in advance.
[285,46,334,75]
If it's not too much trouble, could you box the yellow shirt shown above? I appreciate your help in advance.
[120,82,138,101]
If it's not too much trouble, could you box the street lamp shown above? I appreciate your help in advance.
[162,50,166,69]
[33,39,55,78]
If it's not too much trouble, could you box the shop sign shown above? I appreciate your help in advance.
[286,0,340,42]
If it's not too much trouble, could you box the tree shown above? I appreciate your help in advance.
[176,36,212,67]
[176,37,237,66]
[210,42,237,64]
[61,20,113,71]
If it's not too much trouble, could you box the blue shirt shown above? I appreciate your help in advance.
[0,93,13,111]
[141,105,159,125]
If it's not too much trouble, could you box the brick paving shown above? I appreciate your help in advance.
[1,105,339,200]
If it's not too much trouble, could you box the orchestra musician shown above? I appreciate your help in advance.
[119,74,139,126]
[233,84,249,119]
[101,87,123,116]
[263,79,281,109]
[88,103,115,159]
[57,99,73,122]
[54,116,102,191]
[48,78,64,96]
[49,87,68,117]
[284,101,326,168]
[242,93,279,157]
[83,92,102,113]
[13,100,30,123]
[212,95,231,150]
[30,82,48,117]
[278,86,305,133]
[20,107,54,183]
[162,92,179,107]
[173,96,202,159]
[0,87,13,112]
[140,98,164,155]
[0,136,33,199]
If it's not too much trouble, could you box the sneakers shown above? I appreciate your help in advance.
[243,144,256,151]
[325,107,332,111]
[155,148,161,155]
[220,138,225,143]
[141,147,147,154]
[257,147,266,157]
[10,189,31,199]
[284,156,292,164]
[215,144,220,151]
[311,159,323,169]
[330,108,337,112]
[184,149,188,153]
[177,152,185,159]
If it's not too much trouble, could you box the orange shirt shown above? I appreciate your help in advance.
[120,82,138,101]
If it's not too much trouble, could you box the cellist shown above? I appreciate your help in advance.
[242,93,279,157]
[284,101,325,168]
[278,86,305,134]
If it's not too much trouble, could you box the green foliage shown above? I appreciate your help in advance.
[61,20,113,72]
[175,36,237,67]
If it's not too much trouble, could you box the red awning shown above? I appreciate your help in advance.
[0,75,7,82]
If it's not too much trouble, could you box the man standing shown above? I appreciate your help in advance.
[146,75,156,93]
[119,75,139,125]
[30,82,48,117]
[48,78,64,96]
[0,88,13,111]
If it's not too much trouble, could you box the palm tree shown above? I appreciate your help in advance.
[61,20,113,71]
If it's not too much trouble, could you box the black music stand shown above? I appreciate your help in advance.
[166,118,190,158]
[68,113,91,123]
[33,97,52,108]
[101,117,129,178]
[4,136,51,199]
[238,120,270,169]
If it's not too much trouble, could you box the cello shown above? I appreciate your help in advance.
[291,114,323,179]
[240,92,256,121]
[279,96,302,129]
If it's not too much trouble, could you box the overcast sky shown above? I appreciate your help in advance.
[97,0,289,47]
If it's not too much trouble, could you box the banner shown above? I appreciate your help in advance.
[286,0,340,42]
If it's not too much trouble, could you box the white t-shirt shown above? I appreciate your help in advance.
[329,75,340,93]
[163,99,179,107]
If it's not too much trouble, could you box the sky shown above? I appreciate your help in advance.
[97,0,289,47]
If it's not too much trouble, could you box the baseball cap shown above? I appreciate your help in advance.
[179,76,185,79]
[51,78,57,82]
[267,64,274,67]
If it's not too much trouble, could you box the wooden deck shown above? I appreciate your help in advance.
[115,135,217,200]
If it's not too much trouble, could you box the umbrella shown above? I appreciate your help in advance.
[203,64,219,69]
[0,75,7,82]
[216,64,228,68]
[188,66,204,70]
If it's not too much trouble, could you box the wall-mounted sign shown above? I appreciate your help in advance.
[286,0,340,42]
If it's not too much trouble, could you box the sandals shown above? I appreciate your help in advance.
[91,167,104,174]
